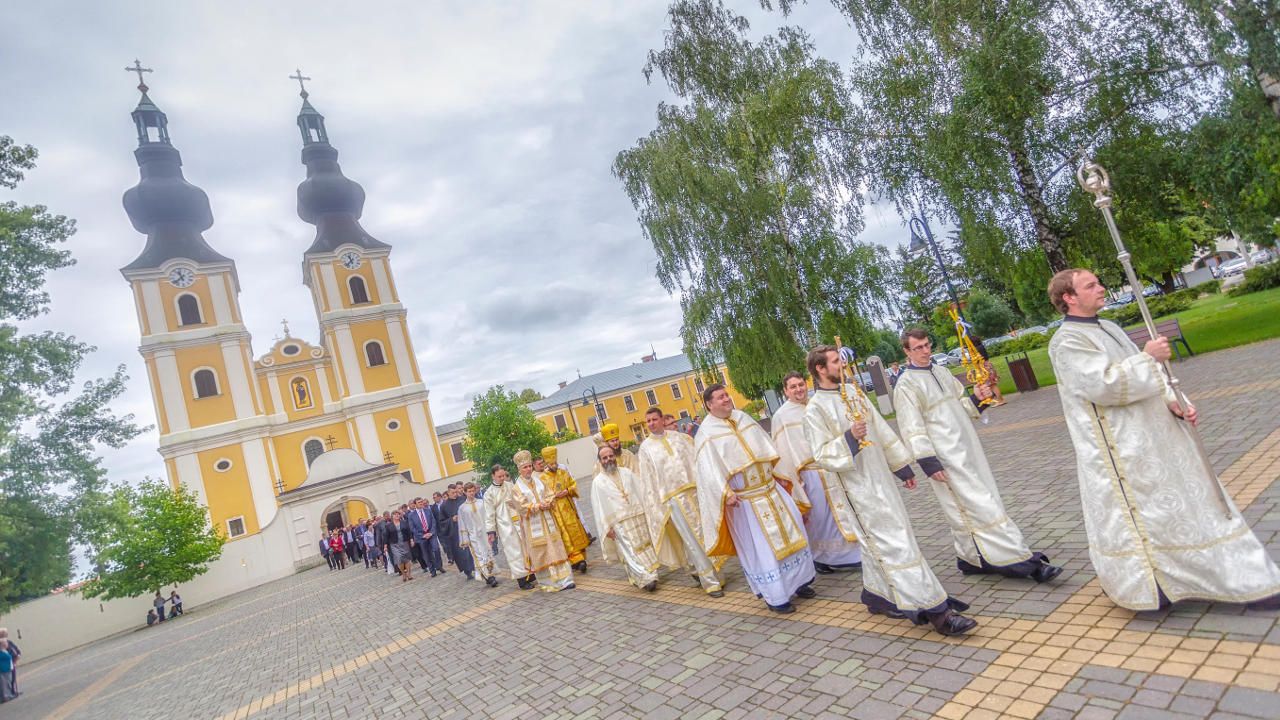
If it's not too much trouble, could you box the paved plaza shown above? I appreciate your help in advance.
[16,339,1280,720]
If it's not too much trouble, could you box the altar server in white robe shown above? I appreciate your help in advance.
[591,445,661,592]
[894,328,1063,583]
[1047,269,1280,611]
[772,372,863,574]
[637,406,725,597]
[460,482,500,587]
[484,465,529,584]
[694,384,815,613]
[803,345,978,636]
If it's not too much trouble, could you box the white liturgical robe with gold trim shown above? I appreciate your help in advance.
[1049,317,1280,610]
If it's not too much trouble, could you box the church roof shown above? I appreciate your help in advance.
[283,448,394,495]
[436,353,718,435]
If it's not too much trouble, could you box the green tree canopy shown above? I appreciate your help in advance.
[966,287,1018,339]
[0,138,144,612]
[516,388,544,404]
[79,479,225,601]
[463,386,555,486]
[615,0,892,398]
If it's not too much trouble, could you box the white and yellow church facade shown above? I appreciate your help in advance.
[119,80,445,570]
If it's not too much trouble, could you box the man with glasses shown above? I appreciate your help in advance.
[894,328,1062,583]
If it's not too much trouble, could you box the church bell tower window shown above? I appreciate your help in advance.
[193,368,220,399]
[177,294,203,326]
[348,275,370,305]
[303,438,325,467]
[364,340,387,367]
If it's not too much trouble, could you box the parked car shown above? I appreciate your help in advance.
[1047,318,1064,329]
[1252,249,1276,264]
[947,348,964,363]
[931,352,955,367]
[1218,258,1249,277]
[1103,292,1135,311]
[1141,285,1163,297]
[1019,325,1049,336]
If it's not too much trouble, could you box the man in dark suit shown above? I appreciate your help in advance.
[429,492,454,567]
[438,484,475,579]
[407,497,441,577]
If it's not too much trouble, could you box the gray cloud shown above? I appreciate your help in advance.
[3,1,906,485]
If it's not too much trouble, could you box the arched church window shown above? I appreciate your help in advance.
[365,341,387,367]
[348,276,370,305]
[304,439,325,467]
[193,368,219,398]
[177,294,203,326]
[290,377,313,410]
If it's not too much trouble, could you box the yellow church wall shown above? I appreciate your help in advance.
[156,274,218,333]
[143,356,171,436]
[333,264,381,309]
[345,500,370,524]
[270,421,354,491]
[196,445,260,538]
[277,369,326,422]
[348,322,400,394]
[371,408,425,484]
[175,344,239,427]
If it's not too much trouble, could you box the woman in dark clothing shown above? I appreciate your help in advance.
[386,511,414,581]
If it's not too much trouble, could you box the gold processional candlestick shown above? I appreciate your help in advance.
[1076,158,1233,519]
[949,305,995,408]
[833,335,873,448]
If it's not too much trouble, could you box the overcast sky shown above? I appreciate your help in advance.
[3,1,913,485]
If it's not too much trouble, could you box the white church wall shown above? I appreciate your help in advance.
[0,510,296,664]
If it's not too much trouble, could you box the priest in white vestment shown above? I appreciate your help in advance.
[894,328,1062,583]
[772,372,863,574]
[694,384,815,613]
[1047,269,1280,611]
[460,482,500,587]
[590,445,661,591]
[803,345,978,636]
[637,406,725,597]
[510,450,576,592]
[484,465,529,584]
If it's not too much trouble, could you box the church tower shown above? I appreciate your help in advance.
[119,71,279,540]
[288,81,445,486]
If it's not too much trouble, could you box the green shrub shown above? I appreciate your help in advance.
[1099,293,1194,326]
[986,332,1050,356]
[1229,262,1280,295]
[1164,288,1199,304]
[1197,279,1222,295]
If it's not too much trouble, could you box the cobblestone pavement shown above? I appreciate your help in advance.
[14,339,1280,720]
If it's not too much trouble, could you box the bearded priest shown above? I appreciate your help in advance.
[540,446,591,574]
[772,371,863,574]
[636,405,725,597]
[694,384,815,613]
[590,444,661,592]
[1047,268,1280,611]
[803,344,978,636]
[510,450,576,592]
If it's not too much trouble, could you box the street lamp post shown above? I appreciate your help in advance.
[908,214,964,321]
[580,385,601,430]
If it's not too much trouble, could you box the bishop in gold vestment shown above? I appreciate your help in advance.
[541,446,591,572]
[509,450,575,592]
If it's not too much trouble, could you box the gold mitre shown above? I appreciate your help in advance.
[601,423,620,441]
[540,447,557,463]
[513,449,532,465]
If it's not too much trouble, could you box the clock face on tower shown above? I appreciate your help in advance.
[168,267,196,288]
[339,251,362,270]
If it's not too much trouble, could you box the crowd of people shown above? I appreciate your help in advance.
[464,269,1280,638]
[146,589,183,627]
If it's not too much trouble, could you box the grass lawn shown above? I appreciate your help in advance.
[956,286,1280,396]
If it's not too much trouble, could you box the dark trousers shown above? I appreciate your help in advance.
[323,551,335,570]
[346,543,358,564]
[417,536,443,573]
[443,533,474,575]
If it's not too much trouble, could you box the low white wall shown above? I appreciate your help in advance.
[0,510,297,663]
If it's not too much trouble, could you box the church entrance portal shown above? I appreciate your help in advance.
[325,510,344,531]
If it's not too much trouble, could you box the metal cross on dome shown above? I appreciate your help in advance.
[289,68,311,97]
[280,318,291,338]
[125,59,153,91]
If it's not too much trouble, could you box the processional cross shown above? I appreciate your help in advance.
[125,59,153,91]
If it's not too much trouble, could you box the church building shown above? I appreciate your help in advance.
[118,73,446,554]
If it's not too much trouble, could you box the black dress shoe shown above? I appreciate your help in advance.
[708,589,725,598]
[768,602,796,614]
[486,576,499,587]
[870,607,906,619]
[933,612,978,636]
[795,584,817,599]
[516,577,534,590]
[572,560,588,574]
[957,558,988,576]
[643,581,658,592]
[813,562,835,574]
[1032,563,1064,583]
